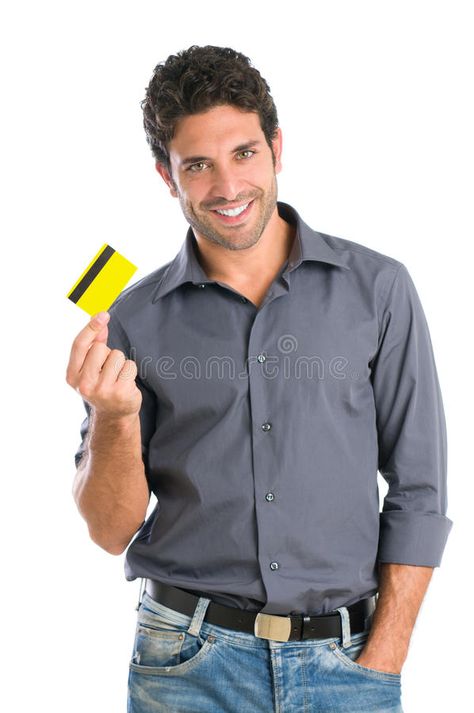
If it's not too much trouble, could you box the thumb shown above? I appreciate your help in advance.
[90,311,110,342]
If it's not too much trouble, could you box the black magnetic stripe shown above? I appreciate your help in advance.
[68,245,116,304]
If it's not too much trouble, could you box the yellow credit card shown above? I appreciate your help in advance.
[66,244,138,316]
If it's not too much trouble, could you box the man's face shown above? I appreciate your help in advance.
[156,104,283,251]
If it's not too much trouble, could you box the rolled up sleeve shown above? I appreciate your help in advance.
[371,262,453,567]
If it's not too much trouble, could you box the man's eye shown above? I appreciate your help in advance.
[237,150,255,159]
[188,162,207,173]
[187,150,255,173]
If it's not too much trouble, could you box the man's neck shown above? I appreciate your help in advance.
[193,210,296,289]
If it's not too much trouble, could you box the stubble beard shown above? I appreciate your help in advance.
[179,174,278,252]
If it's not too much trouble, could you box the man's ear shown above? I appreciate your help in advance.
[271,127,283,174]
[155,161,178,197]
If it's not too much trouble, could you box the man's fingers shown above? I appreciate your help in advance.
[78,341,114,385]
[86,311,110,336]
[76,348,137,404]
[94,323,109,344]
[67,312,110,381]
[97,349,130,386]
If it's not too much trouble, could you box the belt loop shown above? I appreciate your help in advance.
[135,578,146,611]
[336,605,352,648]
[187,596,212,637]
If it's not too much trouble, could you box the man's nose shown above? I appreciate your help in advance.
[210,165,243,203]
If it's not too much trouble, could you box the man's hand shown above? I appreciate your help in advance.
[353,562,434,675]
[354,649,404,676]
[66,311,142,418]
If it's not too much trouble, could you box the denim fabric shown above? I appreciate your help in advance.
[128,591,403,712]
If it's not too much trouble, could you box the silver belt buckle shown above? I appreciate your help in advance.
[254,612,292,642]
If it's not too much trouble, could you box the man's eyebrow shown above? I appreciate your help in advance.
[180,140,263,167]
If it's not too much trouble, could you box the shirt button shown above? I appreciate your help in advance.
[261,422,272,432]
[257,354,266,363]
[198,283,206,289]
[265,492,275,502]
[270,562,279,571]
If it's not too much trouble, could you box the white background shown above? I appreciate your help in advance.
[1,1,472,711]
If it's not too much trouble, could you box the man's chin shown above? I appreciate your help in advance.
[203,229,261,251]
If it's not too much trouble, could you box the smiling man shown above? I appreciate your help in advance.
[157,103,295,309]
[68,45,452,713]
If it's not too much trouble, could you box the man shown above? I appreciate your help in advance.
[67,45,452,712]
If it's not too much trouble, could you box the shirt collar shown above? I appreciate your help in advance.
[151,200,350,303]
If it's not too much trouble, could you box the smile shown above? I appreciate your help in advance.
[216,203,249,217]
[211,200,254,224]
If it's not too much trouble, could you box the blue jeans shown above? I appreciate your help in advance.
[128,590,403,712]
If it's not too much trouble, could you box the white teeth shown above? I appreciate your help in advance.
[215,202,249,217]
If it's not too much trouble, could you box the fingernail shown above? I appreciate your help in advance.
[93,311,109,324]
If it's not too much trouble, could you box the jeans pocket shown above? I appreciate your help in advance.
[329,631,401,684]
[129,602,216,675]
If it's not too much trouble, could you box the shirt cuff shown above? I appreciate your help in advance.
[377,511,453,567]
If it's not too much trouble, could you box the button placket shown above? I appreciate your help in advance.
[247,315,285,603]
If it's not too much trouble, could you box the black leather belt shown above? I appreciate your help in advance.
[144,579,377,643]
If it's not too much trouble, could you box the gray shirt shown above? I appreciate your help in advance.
[74,201,453,616]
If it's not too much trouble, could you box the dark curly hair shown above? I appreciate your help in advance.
[141,45,279,175]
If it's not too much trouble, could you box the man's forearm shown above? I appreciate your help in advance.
[72,409,149,554]
[356,562,434,673]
